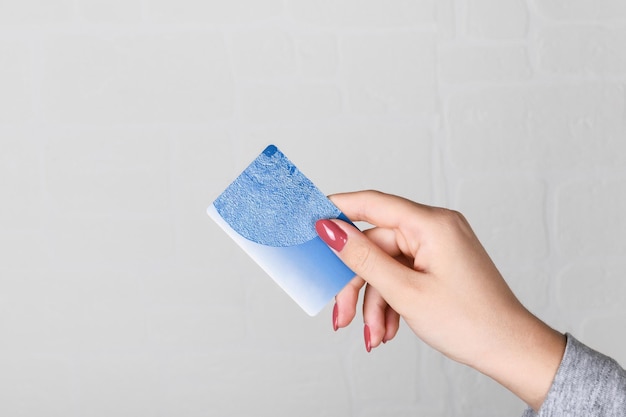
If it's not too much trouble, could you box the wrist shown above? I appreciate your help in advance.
[469,309,566,411]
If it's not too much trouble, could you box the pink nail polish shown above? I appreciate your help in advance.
[315,219,347,252]
[364,324,372,353]
[332,303,339,331]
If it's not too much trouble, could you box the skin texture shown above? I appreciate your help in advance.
[316,190,566,411]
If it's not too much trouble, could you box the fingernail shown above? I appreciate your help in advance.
[364,324,372,353]
[315,219,347,252]
[332,303,339,331]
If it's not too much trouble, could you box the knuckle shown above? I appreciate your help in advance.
[433,208,479,246]
[356,190,385,218]
[350,241,376,276]
[434,207,469,230]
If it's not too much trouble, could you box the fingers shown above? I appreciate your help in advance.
[363,284,400,350]
[316,218,422,320]
[331,226,404,348]
[362,226,403,258]
[384,305,401,343]
[332,227,397,328]
[334,276,365,329]
[360,227,402,347]
[334,276,401,351]
[329,190,433,230]
[363,284,387,349]
[317,209,419,351]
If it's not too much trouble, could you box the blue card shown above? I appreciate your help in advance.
[207,145,355,316]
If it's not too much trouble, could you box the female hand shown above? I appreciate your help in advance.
[315,190,565,411]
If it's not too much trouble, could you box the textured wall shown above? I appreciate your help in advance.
[1,1,625,416]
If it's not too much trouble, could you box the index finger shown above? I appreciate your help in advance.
[329,190,434,230]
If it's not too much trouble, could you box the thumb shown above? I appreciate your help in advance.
[315,219,418,312]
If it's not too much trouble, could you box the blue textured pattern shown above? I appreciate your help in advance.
[214,145,341,247]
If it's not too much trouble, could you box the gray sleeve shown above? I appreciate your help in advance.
[521,333,626,417]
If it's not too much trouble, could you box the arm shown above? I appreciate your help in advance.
[315,190,566,411]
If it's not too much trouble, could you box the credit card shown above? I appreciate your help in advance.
[207,144,355,316]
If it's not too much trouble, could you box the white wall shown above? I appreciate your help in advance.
[1,1,625,416]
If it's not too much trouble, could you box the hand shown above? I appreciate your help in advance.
[315,190,565,411]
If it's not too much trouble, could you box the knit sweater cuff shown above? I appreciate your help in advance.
[521,333,626,417]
